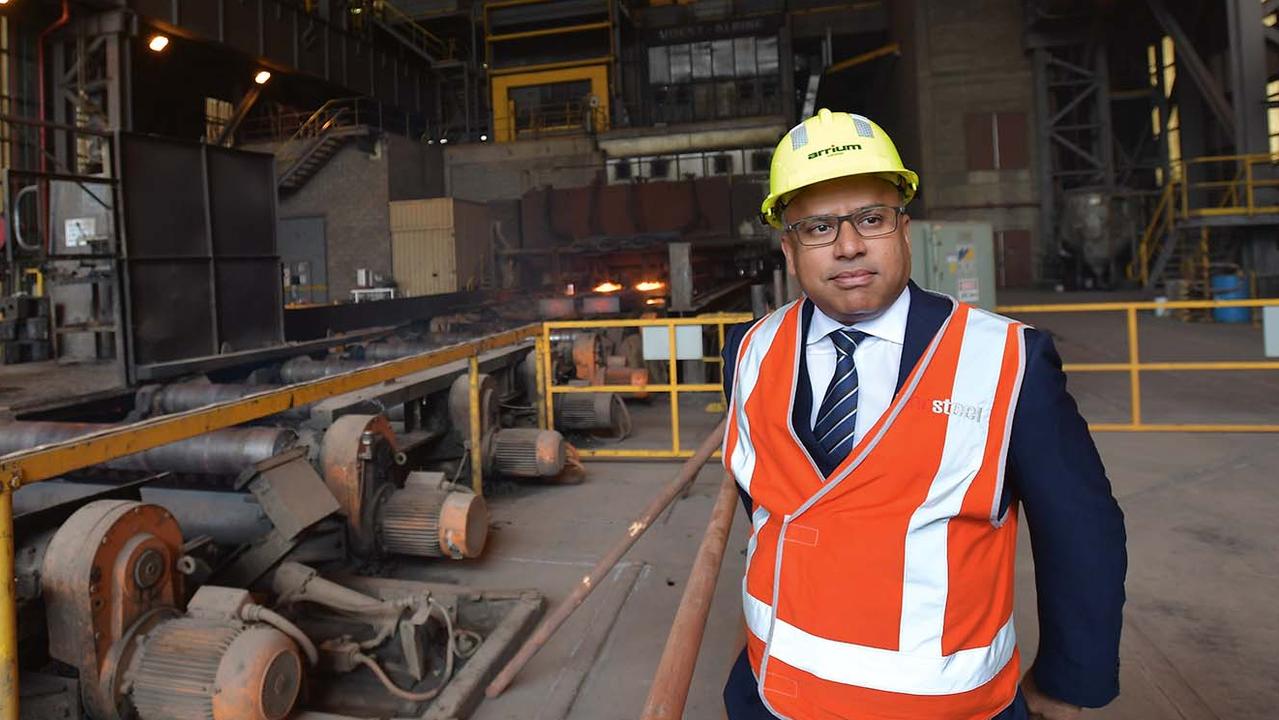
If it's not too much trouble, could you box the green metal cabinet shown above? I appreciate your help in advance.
[910,221,998,310]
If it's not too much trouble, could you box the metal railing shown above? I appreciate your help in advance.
[510,99,609,141]
[272,98,366,178]
[1132,153,1279,285]
[539,313,752,459]
[996,298,1279,432]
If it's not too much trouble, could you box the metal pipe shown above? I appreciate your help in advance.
[0,422,297,476]
[640,472,738,719]
[357,342,439,361]
[485,419,727,697]
[750,284,768,318]
[145,383,278,415]
[13,483,274,545]
[37,0,71,254]
[0,325,543,487]
[279,357,372,383]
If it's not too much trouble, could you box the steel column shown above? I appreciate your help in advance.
[1032,48,1058,277]
[1226,0,1270,155]
[1147,0,1236,142]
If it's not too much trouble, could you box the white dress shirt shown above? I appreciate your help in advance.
[806,286,911,441]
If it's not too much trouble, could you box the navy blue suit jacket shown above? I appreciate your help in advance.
[721,282,1127,718]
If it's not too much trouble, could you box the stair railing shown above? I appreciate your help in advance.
[275,98,363,181]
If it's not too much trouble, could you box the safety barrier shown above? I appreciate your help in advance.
[539,313,753,459]
[996,298,1279,432]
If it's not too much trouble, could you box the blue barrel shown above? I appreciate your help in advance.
[1210,273,1250,323]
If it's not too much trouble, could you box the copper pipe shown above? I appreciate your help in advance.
[484,418,727,698]
[640,471,738,719]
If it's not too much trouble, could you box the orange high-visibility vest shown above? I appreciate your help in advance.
[724,297,1028,720]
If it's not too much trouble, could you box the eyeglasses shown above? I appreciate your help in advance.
[783,205,906,247]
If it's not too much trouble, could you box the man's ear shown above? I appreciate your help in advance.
[780,235,798,277]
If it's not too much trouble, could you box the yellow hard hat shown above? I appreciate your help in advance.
[760,109,919,229]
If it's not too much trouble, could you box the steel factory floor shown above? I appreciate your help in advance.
[398,292,1277,720]
[0,359,121,417]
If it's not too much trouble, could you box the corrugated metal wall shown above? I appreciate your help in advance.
[390,198,491,296]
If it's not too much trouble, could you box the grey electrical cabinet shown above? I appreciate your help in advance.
[910,221,998,310]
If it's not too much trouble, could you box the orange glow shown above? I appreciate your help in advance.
[645,297,667,306]
[593,281,623,293]
[635,280,666,292]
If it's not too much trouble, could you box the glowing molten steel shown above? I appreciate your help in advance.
[593,281,623,293]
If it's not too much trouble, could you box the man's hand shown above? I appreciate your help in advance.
[1021,671,1082,720]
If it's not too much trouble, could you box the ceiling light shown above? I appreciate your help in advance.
[480,134,488,142]
[147,34,170,52]
[254,70,272,85]
[440,138,448,144]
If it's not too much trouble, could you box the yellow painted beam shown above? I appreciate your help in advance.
[488,21,611,43]
[545,314,752,330]
[0,485,15,720]
[550,384,722,394]
[1088,423,1279,433]
[996,298,1279,313]
[826,42,901,76]
[0,325,540,487]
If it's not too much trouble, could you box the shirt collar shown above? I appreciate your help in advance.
[806,285,911,346]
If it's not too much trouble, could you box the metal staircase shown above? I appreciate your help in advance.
[1130,153,1279,292]
[275,99,370,192]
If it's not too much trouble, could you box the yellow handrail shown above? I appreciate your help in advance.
[1133,181,1174,286]
[996,297,1279,433]
[541,313,753,459]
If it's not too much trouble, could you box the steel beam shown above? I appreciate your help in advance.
[1032,48,1058,272]
[1147,0,1236,143]
[1226,0,1271,155]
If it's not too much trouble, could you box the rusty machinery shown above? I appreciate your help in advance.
[320,414,489,561]
[536,332,643,438]
[25,499,540,720]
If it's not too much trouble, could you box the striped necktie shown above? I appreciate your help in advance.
[813,329,868,468]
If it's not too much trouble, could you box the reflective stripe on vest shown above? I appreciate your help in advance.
[723,296,1029,720]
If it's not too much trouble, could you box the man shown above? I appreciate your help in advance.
[720,109,1126,720]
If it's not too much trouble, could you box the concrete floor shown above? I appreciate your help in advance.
[401,296,1277,720]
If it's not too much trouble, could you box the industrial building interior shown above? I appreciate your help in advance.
[0,0,1276,718]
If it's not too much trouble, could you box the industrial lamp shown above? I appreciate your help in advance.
[254,70,272,85]
[147,35,170,52]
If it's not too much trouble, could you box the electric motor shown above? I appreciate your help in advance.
[554,392,618,431]
[376,484,489,559]
[489,428,566,478]
[129,619,303,720]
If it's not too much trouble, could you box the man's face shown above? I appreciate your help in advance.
[780,175,912,324]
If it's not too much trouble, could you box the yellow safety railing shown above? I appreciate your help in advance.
[1131,153,1279,286]
[1173,153,1279,219]
[0,325,540,720]
[996,298,1279,432]
[539,313,752,459]
[1131,182,1175,286]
